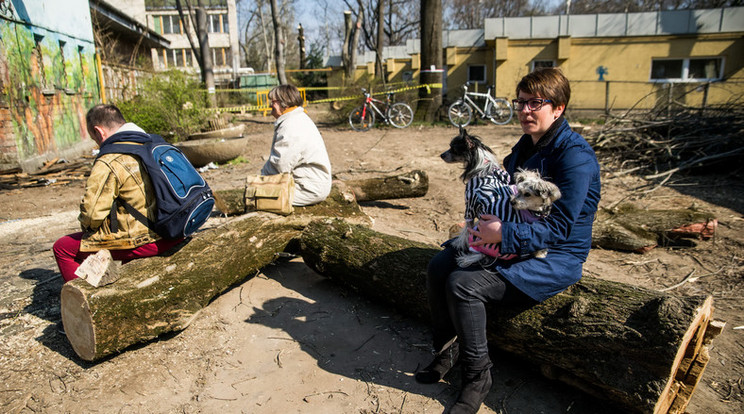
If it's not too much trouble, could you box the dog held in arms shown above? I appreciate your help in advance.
[441,128,561,267]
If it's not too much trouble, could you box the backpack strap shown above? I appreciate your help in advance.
[108,197,156,233]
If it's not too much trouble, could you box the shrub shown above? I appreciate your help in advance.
[117,70,210,142]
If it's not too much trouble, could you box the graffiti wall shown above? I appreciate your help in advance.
[0,0,100,171]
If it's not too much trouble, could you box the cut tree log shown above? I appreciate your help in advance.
[299,219,724,414]
[341,169,428,202]
[213,169,428,216]
[60,185,370,361]
[592,203,717,252]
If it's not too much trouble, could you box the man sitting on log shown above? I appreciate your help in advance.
[52,105,184,294]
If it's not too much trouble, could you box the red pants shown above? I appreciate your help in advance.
[53,232,183,282]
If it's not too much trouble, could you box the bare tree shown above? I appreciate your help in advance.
[375,0,384,80]
[175,0,215,107]
[418,0,442,122]
[341,5,363,80]
[444,0,544,29]
[237,0,298,74]
[344,0,419,51]
[269,0,288,84]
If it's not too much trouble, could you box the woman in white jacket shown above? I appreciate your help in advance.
[261,85,332,206]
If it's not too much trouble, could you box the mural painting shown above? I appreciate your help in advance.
[0,0,99,171]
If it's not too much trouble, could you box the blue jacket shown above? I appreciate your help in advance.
[496,118,601,302]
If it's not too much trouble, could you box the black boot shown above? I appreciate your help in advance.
[415,342,459,384]
[448,364,493,414]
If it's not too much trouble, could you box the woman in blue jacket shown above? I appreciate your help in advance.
[416,68,601,414]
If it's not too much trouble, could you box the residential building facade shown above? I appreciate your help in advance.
[142,0,240,86]
[329,7,744,115]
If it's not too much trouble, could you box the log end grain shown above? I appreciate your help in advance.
[60,283,97,361]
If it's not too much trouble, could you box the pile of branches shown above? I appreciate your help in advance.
[587,97,744,183]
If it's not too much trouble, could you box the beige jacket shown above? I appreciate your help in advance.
[261,107,332,206]
[79,123,160,252]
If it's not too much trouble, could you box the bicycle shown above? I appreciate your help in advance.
[348,88,414,131]
[448,82,513,127]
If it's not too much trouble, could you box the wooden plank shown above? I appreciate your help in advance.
[657,382,682,414]
[669,341,712,413]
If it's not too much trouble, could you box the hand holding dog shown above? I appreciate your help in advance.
[467,214,503,245]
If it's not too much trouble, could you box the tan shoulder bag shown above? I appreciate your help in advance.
[245,173,295,215]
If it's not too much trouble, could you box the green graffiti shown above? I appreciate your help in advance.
[1,21,99,162]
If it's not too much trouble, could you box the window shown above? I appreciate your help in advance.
[58,40,68,87]
[208,14,228,33]
[161,49,193,68]
[212,47,230,67]
[531,60,555,71]
[651,57,723,82]
[467,65,486,83]
[33,34,51,91]
[155,15,182,35]
[77,45,86,90]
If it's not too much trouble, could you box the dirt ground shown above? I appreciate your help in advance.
[1,111,743,414]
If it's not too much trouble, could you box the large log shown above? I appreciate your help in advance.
[592,203,717,253]
[298,219,723,414]
[342,169,429,202]
[213,170,429,216]
[61,186,370,361]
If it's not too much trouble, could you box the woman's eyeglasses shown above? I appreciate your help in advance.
[512,98,552,111]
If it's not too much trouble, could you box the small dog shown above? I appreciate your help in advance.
[441,128,561,267]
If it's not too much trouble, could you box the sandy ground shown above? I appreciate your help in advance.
[1,112,742,414]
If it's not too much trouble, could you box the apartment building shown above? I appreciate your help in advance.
[142,0,240,85]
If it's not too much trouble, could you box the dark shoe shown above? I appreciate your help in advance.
[415,342,459,384]
[56,321,66,336]
[448,367,493,414]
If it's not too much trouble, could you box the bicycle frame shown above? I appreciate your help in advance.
[460,86,496,117]
[360,92,391,121]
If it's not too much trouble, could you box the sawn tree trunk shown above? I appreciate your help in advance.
[60,187,370,362]
[592,203,717,252]
[299,219,723,414]
[213,170,429,216]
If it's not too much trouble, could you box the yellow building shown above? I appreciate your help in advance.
[328,7,744,115]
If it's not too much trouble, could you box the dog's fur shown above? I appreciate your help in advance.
[441,128,561,267]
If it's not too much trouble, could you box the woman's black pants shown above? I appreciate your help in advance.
[426,243,535,371]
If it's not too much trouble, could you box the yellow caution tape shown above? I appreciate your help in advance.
[214,83,442,113]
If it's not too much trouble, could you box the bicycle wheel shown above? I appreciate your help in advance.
[387,102,414,128]
[448,101,472,127]
[485,98,513,125]
[349,105,375,131]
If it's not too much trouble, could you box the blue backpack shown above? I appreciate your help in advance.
[97,131,215,239]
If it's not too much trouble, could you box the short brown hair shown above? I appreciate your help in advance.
[516,68,571,109]
[86,104,126,132]
[268,84,304,108]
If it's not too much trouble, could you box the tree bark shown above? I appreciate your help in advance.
[592,203,717,253]
[297,23,306,69]
[298,219,724,414]
[269,0,287,84]
[195,4,216,107]
[342,10,353,80]
[375,0,385,81]
[418,0,443,122]
[343,169,429,202]
[60,188,371,362]
[213,170,429,216]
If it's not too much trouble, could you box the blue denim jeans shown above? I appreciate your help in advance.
[426,243,535,370]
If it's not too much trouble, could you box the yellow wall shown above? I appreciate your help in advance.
[326,32,743,112]
[491,33,744,111]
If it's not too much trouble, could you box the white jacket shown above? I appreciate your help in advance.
[261,107,332,206]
